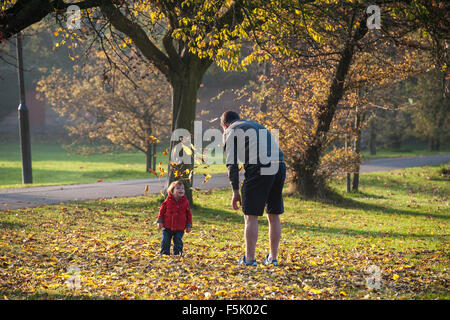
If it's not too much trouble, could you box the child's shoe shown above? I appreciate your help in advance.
[263,254,279,266]
[238,256,257,266]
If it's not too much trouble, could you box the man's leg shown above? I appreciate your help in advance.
[267,214,281,261]
[244,215,258,262]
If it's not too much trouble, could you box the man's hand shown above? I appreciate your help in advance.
[157,222,163,229]
[185,226,192,233]
[231,189,242,210]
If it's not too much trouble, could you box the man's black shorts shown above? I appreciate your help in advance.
[241,162,286,216]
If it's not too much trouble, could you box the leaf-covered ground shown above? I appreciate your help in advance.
[0,165,448,299]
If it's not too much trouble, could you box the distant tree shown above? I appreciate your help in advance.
[377,107,414,150]
[408,70,449,151]
[1,0,262,204]
[36,51,171,172]
[0,20,78,123]
[2,0,448,200]
[240,0,432,197]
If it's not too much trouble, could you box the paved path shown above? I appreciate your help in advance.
[359,154,450,173]
[0,154,448,211]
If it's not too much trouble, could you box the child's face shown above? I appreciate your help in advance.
[173,184,185,198]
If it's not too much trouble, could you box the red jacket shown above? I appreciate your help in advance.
[157,194,192,231]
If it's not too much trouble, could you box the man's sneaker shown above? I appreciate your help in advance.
[264,254,279,266]
[239,256,257,266]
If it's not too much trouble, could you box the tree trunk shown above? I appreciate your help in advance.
[152,143,157,171]
[291,161,324,197]
[352,109,362,191]
[290,22,367,197]
[369,120,376,155]
[146,145,153,173]
[166,59,210,204]
[390,134,402,150]
[435,138,440,151]
[345,135,351,192]
[428,137,440,151]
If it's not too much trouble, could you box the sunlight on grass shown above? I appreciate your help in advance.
[0,164,448,299]
[0,143,227,188]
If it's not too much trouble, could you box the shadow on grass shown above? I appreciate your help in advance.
[358,173,448,197]
[429,177,450,182]
[345,190,387,199]
[291,187,449,221]
[189,200,445,241]
[281,220,446,240]
[71,189,449,242]
[190,205,244,225]
[0,221,26,229]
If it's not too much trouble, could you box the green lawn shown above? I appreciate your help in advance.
[361,145,450,160]
[1,142,448,189]
[0,164,448,299]
[0,142,227,189]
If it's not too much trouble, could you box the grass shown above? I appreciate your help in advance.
[0,142,227,189]
[361,144,450,160]
[1,142,448,189]
[0,163,448,300]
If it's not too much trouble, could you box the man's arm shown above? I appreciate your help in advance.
[227,163,240,191]
[224,126,242,210]
[224,130,240,190]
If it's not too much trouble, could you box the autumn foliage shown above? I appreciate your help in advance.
[238,0,439,196]
[37,51,171,172]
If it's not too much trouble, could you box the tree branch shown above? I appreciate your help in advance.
[99,0,171,78]
[0,0,100,40]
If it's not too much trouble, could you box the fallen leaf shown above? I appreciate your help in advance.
[202,173,211,184]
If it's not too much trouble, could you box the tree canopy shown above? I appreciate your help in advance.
[1,0,448,198]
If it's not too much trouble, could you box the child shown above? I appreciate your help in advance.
[157,180,192,255]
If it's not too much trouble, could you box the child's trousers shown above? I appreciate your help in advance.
[160,228,184,255]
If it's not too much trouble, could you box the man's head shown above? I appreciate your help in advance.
[220,111,240,130]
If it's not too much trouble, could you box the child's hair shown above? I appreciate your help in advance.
[167,180,184,195]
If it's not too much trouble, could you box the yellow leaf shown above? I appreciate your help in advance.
[392,274,399,281]
[182,144,192,155]
[202,173,211,184]
[310,288,322,294]
[215,290,227,296]
[144,185,149,193]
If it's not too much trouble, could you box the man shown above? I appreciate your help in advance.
[221,111,286,266]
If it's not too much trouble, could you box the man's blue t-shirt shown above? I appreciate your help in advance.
[222,119,284,190]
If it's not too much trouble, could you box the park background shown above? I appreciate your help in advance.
[0,1,448,300]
